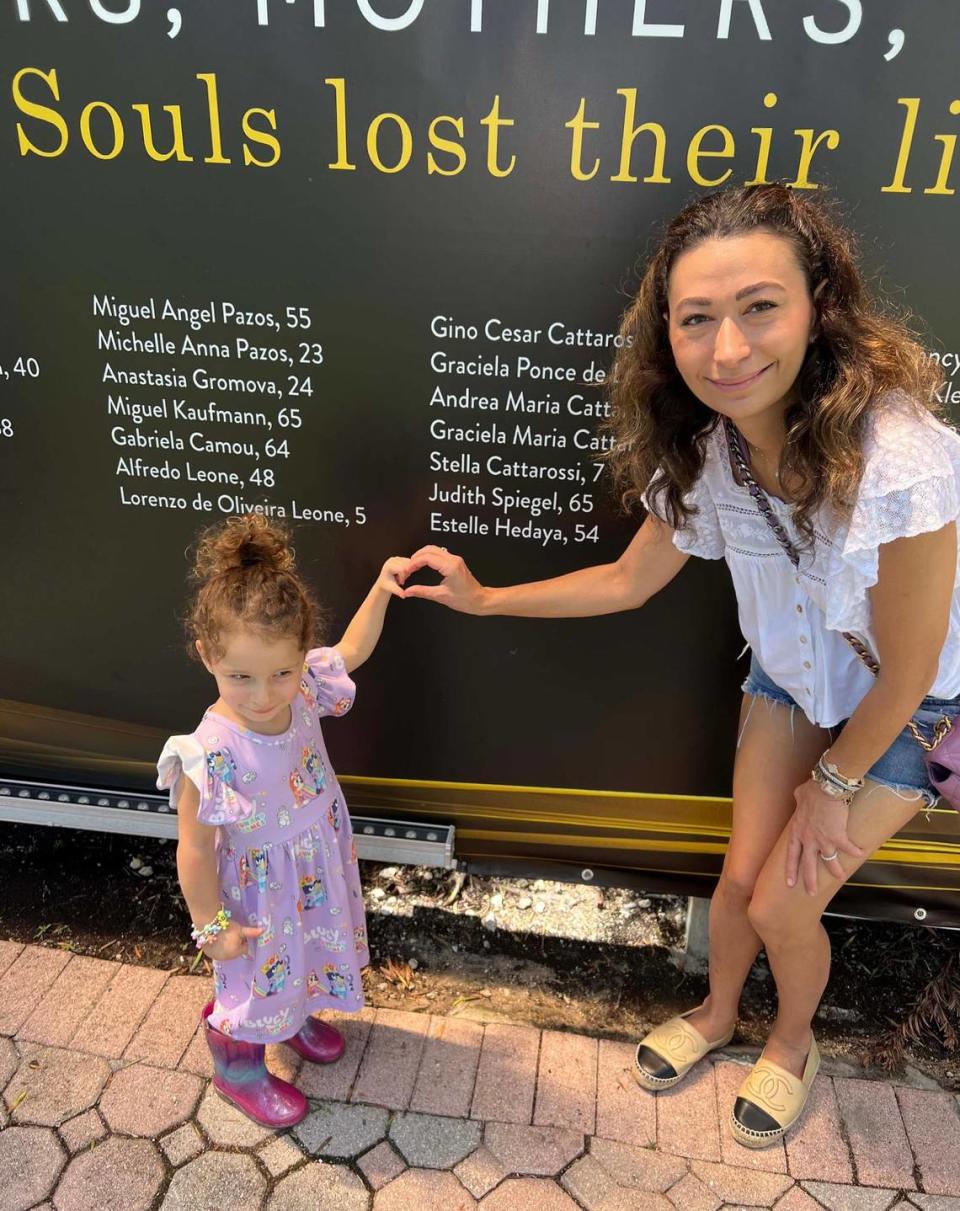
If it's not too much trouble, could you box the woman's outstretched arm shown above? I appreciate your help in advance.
[403,513,689,617]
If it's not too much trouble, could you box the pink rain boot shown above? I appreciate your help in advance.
[287,1015,346,1065]
[202,1002,307,1128]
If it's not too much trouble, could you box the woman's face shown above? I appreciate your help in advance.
[666,230,817,426]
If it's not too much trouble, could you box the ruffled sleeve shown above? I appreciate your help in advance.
[643,463,725,561]
[156,734,205,811]
[156,733,257,826]
[825,400,960,634]
[303,646,356,717]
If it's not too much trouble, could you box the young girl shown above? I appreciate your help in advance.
[158,514,408,1128]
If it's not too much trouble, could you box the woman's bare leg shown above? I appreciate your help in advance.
[685,696,829,1043]
[747,781,925,1077]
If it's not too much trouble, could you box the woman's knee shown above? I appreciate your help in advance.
[717,863,761,907]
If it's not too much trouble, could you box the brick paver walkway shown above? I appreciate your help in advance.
[1,941,958,1209]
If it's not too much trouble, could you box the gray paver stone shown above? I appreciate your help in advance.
[359,1141,408,1190]
[54,1137,163,1211]
[161,1152,266,1211]
[159,1123,205,1167]
[59,1108,106,1154]
[374,1168,478,1210]
[774,1187,825,1211]
[293,1099,390,1158]
[478,1176,579,1210]
[485,1122,585,1176]
[5,1043,111,1126]
[801,1182,898,1211]
[590,1137,688,1192]
[0,1035,18,1087]
[390,1111,482,1168]
[100,1062,202,1135]
[258,1133,305,1176]
[689,1160,795,1206]
[267,1160,371,1209]
[17,955,117,1048]
[195,1083,275,1147]
[909,1197,960,1211]
[0,1126,66,1211]
[666,1172,722,1211]
[561,1155,617,1209]
[0,947,71,1035]
[455,1146,508,1199]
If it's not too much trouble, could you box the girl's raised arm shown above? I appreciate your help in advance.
[403,513,688,618]
[336,556,409,674]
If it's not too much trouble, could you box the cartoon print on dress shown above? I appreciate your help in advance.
[303,924,345,951]
[214,966,227,999]
[282,917,295,936]
[302,745,326,793]
[306,969,324,999]
[327,796,342,832]
[253,947,291,998]
[236,811,266,833]
[299,872,326,910]
[289,768,312,808]
[354,926,367,952]
[333,697,352,716]
[241,770,257,784]
[324,963,354,1000]
[255,914,274,946]
[207,748,239,811]
[218,1017,233,1037]
[277,807,291,829]
[350,838,358,864]
[242,1007,292,1036]
[293,834,320,860]
[239,848,268,893]
[300,672,319,713]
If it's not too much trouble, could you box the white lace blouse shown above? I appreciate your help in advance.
[661,393,960,727]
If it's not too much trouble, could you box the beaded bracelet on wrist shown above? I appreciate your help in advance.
[191,907,231,950]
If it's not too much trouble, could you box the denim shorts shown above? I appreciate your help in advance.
[741,656,960,809]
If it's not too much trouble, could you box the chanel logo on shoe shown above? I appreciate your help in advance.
[744,1071,790,1112]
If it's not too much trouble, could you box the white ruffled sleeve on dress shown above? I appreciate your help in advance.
[825,403,960,634]
[156,734,206,810]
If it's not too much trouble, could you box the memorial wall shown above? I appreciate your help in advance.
[3,1,958,919]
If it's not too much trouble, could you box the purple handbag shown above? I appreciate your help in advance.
[724,418,960,811]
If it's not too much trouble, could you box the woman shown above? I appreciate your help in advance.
[403,184,960,1147]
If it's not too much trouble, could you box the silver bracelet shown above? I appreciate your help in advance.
[817,754,864,793]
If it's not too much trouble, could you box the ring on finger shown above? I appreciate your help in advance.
[819,850,839,862]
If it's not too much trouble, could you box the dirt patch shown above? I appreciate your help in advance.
[0,822,956,1089]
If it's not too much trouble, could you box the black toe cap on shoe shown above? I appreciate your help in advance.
[635,1046,677,1081]
[733,1096,781,1134]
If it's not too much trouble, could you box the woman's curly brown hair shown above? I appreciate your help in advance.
[187,514,323,662]
[603,183,943,544]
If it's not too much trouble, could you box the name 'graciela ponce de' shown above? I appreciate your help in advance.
[8,65,960,196]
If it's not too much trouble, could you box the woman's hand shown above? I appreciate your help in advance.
[402,545,487,614]
[200,922,263,962]
[786,779,864,895]
[376,555,412,599]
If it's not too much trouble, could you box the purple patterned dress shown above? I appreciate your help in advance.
[157,647,368,1042]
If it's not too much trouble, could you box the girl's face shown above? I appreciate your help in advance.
[199,630,305,734]
[666,230,818,427]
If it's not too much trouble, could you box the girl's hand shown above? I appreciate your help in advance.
[377,556,412,598]
[200,922,263,962]
[786,779,864,895]
[402,545,486,614]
